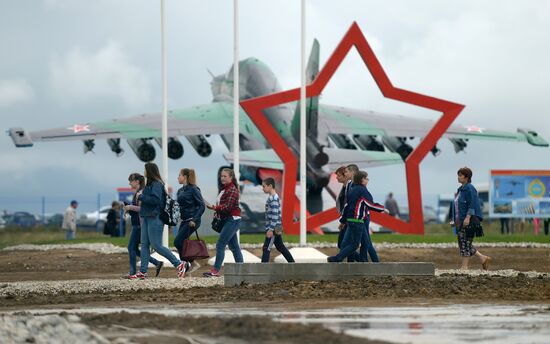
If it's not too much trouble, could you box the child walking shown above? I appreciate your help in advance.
[261,178,295,263]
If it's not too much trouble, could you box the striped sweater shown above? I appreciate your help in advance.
[265,193,282,231]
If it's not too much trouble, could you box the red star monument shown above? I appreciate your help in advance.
[240,22,464,235]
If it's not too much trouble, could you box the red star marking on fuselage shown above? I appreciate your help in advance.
[466,125,484,133]
[240,22,465,235]
[67,124,91,133]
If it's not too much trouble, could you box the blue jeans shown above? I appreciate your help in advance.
[359,221,379,262]
[128,225,160,275]
[337,225,347,249]
[334,222,363,262]
[261,233,295,263]
[214,218,243,271]
[174,220,201,262]
[140,216,181,273]
[65,229,75,240]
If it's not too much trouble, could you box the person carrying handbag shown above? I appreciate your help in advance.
[174,168,205,274]
[203,168,243,277]
[138,162,190,279]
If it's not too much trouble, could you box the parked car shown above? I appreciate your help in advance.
[78,205,130,231]
[45,213,64,227]
[5,211,37,228]
[78,206,111,228]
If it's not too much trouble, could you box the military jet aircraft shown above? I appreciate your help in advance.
[9,40,548,210]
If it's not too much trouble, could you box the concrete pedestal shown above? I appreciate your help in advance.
[224,262,435,286]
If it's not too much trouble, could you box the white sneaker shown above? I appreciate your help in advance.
[189,261,201,274]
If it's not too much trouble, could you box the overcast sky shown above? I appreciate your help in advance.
[1,0,549,214]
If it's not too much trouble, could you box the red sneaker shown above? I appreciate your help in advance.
[136,271,147,280]
[202,269,220,277]
[177,261,191,278]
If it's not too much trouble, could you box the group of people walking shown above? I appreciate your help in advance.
[122,163,295,279]
[328,164,387,263]
[119,160,492,279]
[327,164,492,271]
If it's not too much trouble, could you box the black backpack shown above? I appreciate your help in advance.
[159,188,179,226]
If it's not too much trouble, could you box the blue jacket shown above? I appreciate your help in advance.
[177,184,205,223]
[140,180,164,218]
[454,182,483,223]
[340,184,385,223]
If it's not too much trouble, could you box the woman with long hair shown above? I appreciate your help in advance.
[174,168,205,273]
[204,168,243,277]
[452,167,492,270]
[138,162,189,279]
[123,173,163,279]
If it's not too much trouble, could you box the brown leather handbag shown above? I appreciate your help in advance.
[181,231,210,261]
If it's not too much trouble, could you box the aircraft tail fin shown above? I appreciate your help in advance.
[291,39,320,141]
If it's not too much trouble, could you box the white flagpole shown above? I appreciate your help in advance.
[160,0,169,247]
[233,0,240,244]
[300,0,307,246]
[233,0,240,182]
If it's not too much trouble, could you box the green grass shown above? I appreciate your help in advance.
[1,221,548,250]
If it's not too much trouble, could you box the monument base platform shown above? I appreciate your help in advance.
[224,262,435,286]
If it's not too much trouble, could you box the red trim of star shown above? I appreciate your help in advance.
[240,22,464,235]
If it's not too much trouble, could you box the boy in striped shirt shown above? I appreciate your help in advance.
[261,178,295,263]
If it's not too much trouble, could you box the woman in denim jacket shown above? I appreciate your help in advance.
[123,173,162,279]
[203,168,243,277]
[452,167,492,270]
[138,162,190,279]
[174,168,205,273]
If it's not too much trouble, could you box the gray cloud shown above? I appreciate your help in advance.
[0,79,34,107]
[50,41,151,108]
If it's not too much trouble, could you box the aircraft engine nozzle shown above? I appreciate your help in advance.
[186,135,212,157]
[313,152,329,167]
[382,136,413,161]
[154,137,184,159]
[107,138,124,157]
[353,135,385,151]
[306,136,329,168]
[127,139,156,162]
[167,138,184,159]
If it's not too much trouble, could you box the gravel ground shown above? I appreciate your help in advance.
[4,241,550,254]
[1,269,548,301]
[1,313,108,344]
[0,277,222,299]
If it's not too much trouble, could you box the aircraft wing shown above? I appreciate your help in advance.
[224,148,403,171]
[9,102,240,145]
[318,104,549,147]
[224,149,283,170]
[322,148,403,170]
